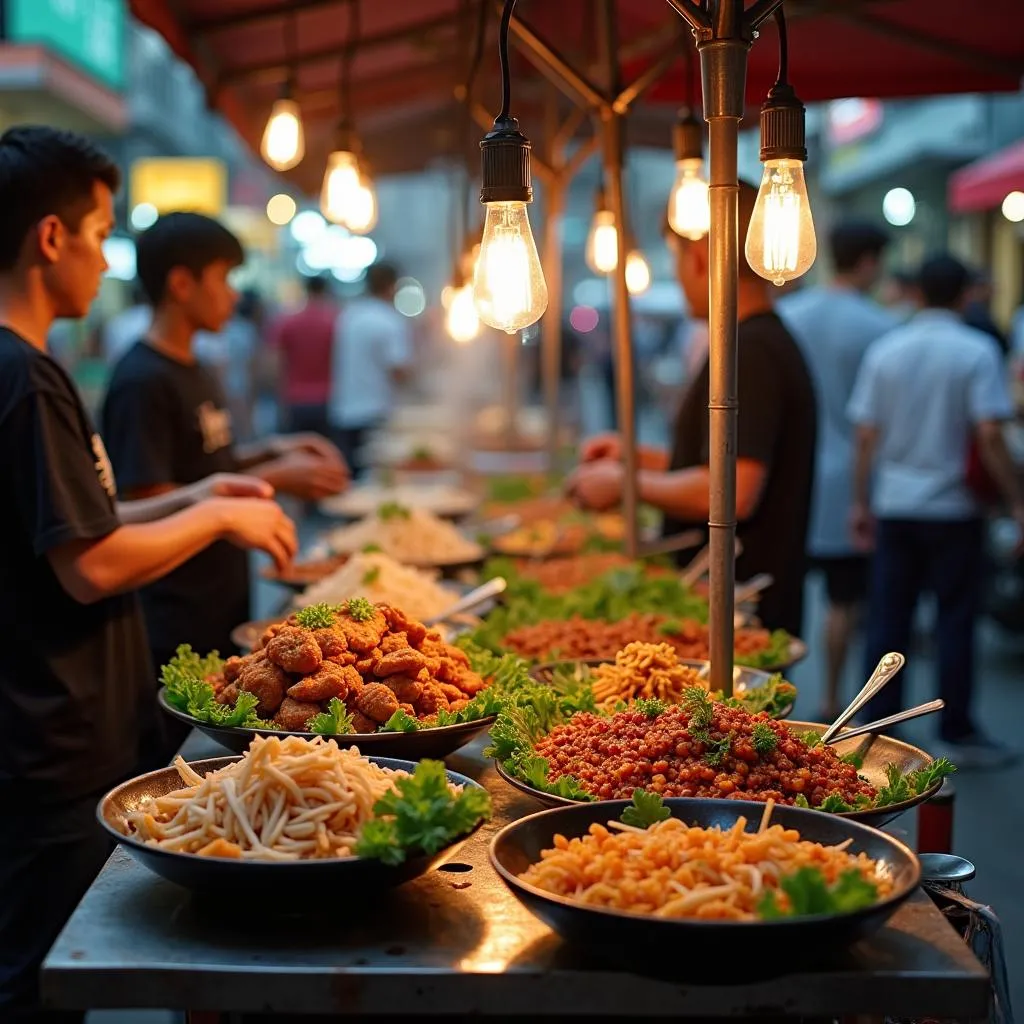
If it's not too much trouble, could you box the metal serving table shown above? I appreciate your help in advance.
[42,732,989,1020]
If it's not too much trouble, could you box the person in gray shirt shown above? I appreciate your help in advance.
[780,223,895,719]
[849,255,1024,768]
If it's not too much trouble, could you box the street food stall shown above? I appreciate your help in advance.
[39,0,1024,1019]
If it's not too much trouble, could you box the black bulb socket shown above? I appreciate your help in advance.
[759,82,807,163]
[673,110,704,163]
[479,116,533,205]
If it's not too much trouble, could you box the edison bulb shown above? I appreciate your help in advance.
[445,283,480,343]
[668,158,710,240]
[345,172,378,234]
[260,99,305,172]
[625,249,651,295]
[472,201,548,334]
[320,150,363,227]
[745,159,816,286]
[586,209,619,274]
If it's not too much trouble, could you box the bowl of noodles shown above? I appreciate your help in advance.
[324,505,485,572]
[99,735,490,897]
[490,796,919,963]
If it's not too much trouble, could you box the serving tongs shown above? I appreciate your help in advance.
[679,537,744,588]
[820,651,906,744]
[733,573,773,606]
[424,576,507,627]
[821,698,944,745]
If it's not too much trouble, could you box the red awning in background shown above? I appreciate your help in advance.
[128,0,1024,185]
[949,139,1024,214]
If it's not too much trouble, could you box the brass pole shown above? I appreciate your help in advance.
[597,0,638,559]
[698,0,750,697]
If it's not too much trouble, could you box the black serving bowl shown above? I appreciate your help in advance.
[158,688,495,760]
[494,720,940,828]
[529,657,797,720]
[99,755,486,897]
[490,798,920,965]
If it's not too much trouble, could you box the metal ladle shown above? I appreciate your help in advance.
[424,576,507,627]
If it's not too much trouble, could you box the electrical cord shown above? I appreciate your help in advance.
[498,0,516,121]
[773,5,788,86]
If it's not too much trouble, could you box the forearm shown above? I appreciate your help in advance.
[234,438,277,469]
[978,428,1024,507]
[637,445,670,472]
[117,486,190,524]
[58,505,226,600]
[852,433,876,508]
[637,467,712,520]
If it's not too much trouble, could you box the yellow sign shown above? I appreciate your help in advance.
[129,158,227,216]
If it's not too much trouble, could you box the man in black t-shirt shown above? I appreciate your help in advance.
[567,182,816,636]
[0,127,298,1021]
[102,213,350,681]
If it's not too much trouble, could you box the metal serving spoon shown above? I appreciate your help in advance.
[424,576,507,627]
[822,698,944,745]
[820,651,906,744]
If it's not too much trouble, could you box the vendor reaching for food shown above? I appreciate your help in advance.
[0,127,298,1021]
[566,181,817,638]
[100,212,350,693]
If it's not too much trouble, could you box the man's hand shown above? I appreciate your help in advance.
[565,460,624,511]
[210,497,298,570]
[260,450,350,500]
[270,432,348,467]
[849,502,875,553]
[189,473,275,503]
[579,432,622,464]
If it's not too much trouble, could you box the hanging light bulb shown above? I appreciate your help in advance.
[260,96,305,172]
[745,84,816,286]
[474,199,547,335]
[667,114,709,239]
[446,281,480,343]
[472,0,547,334]
[626,249,651,295]
[320,138,377,233]
[346,167,378,234]
[586,188,619,275]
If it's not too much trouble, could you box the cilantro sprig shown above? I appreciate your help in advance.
[758,867,879,919]
[620,789,671,828]
[307,697,355,736]
[354,760,491,866]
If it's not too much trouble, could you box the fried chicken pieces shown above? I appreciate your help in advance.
[211,602,486,733]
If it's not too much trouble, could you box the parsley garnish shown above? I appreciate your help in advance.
[362,543,383,554]
[161,644,276,730]
[307,697,355,735]
[840,751,865,769]
[344,597,376,622]
[799,729,824,748]
[656,618,682,637]
[354,760,491,865]
[362,566,381,586]
[681,686,715,729]
[758,867,879,919]
[377,501,411,522]
[295,603,342,630]
[752,721,778,755]
[633,697,666,719]
[703,732,733,766]
[620,789,671,828]
[382,708,419,733]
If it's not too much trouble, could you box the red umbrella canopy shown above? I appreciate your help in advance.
[129,0,1024,183]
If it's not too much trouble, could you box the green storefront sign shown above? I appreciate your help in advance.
[3,0,126,91]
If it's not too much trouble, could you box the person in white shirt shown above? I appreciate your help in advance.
[848,254,1024,767]
[779,222,896,719]
[328,262,412,476]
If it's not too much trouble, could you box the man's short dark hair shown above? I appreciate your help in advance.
[305,274,330,297]
[136,212,244,305]
[365,262,399,297]
[918,254,970,309]
[0,125,120,271]
[828,221,889,273]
